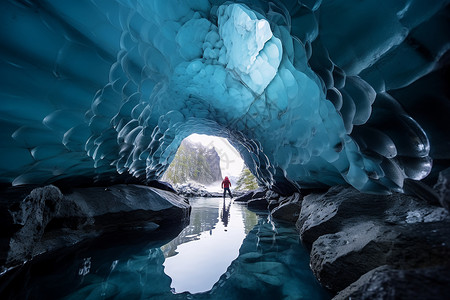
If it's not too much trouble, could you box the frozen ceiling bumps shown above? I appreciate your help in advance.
[0,0,449,194]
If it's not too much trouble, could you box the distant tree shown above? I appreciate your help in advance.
[163,141,188,184]
[162,139,222,185]
[235,167,259,190]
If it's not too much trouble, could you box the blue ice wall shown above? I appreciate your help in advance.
[1,0,449,194]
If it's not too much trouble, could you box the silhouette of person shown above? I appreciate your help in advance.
[220,198,231,228]
[221,176,233,199]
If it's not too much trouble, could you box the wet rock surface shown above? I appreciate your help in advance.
[0,184,190,274]
[311,220,450,292]
[334,265,450,300]
[270,193,302,223]
[4,180,449,298]
[6,185,63,268]
[247,198,271,210]
[246,191,280,212]
[236,189,303,223]
[297,185,450,297]
[297,186,448,249]
[60,184,190,229]
[234,188,267,202]
[147,180,177,193]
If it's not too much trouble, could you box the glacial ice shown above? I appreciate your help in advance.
[0,0,449,194]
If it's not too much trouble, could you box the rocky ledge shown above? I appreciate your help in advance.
[175,182,218,197]
[237,168,450,299]
[175,182,245,198]
[235,188,303,223]
[298,186,450,297]
[0,184,190,275]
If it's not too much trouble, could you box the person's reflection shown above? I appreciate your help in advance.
[220,198,232,228]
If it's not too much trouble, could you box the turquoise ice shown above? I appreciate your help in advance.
[1,0,446,194]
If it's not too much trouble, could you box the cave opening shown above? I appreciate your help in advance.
[161,133,250,193]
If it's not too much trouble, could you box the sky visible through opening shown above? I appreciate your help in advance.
[186,134,244,179]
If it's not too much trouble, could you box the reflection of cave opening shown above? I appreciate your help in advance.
[161,134,244,191]
[161,197,257,294]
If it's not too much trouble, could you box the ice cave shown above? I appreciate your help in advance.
[1,0,449,299]
[1,0,448,194]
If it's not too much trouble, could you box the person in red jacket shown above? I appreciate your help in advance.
[221,176,233,199]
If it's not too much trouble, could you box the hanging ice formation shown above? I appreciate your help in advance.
[1,0,449,194]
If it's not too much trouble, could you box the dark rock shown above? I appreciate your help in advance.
[270,193,302,223]
[1,184,190,274]
[0,186,39,267]
[7,185,63,266]
[403,178,440,206]
[334,265,450,300]
[234,188,267,202]
[3,185,63,265]
[247,198,271,211]
[60,184,190,229]
[310,220,450,293]
[297,185,450,294]
[434,167,450,211]
[147,180,177,193]
[300,187,330,197]
[253,188,267,199]
[270,177,299,196]
[265,190,280,201]
[234,190,255,202]
[268,200,279,210]
[297,185,448,249]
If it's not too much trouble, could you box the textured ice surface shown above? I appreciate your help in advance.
[1,0,449,193]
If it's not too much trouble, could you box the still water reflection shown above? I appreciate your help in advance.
[162,197,257,293]
[0,197,330,300]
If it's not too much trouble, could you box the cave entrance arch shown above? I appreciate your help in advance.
[161,133,244,191]
[151,116,295,195]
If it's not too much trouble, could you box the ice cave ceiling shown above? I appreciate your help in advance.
[0,0,449,194]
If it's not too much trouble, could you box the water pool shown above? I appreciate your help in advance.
[0,197,330,299]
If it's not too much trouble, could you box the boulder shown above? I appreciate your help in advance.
[334,265,450,300]
[247,198,270,211]
[310,220,450,293]
[265,190,280,201]
[1,184,190,274]
[234,188,267,202]
[297,186,449,249]
[147,180,177,193]
[297,185,450,294]
[59,184,190,230]
[403,178,440,206]
[6,185,63,266]
[234,190,254,202]
[270,193,302,223]
[254,189,268,199]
